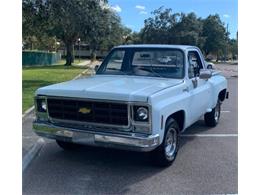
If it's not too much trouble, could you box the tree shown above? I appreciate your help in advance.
[137,8,231,58]
[23,0,128,64]
[140,7,177,44]
[129,32,142,44]
[85,8,128,61]
[104,17,131,48]
[202,14,228,56]
[172,13,204,46]
[23,0,35,38]
[46,0,106,65]
[139,8,204,46]
[23,0,108,65]
[23,0,52,50]
[23,35,57,51]
[229,39,238,60]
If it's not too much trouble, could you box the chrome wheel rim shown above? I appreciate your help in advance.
[214,103,220,122]
[164,128,177,160]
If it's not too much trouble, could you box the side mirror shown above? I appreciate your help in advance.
[94,65,100,72]
[199,69,212,80]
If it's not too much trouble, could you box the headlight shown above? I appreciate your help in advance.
[133,106,149,122]
[137,107,148,120]
[36,97,47,112]
[41,101,47,111]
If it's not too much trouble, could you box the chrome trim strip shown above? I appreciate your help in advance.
[33,121,160,152]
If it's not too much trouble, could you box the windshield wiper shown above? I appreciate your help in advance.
[148,58,163,78]
[147,66,163,78]
[134,66,163,78]
[147,58,163,78]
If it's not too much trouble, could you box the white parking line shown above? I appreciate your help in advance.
[180,133,238,137]
[221,110,231,113]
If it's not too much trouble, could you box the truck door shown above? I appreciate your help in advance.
[186,50,211,125]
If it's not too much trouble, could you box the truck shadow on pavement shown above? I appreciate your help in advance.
[182,119,215,135]
[24,143,164,194]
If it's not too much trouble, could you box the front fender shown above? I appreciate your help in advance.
[149,83,188,144]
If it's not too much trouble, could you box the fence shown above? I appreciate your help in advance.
[22,50,61,66]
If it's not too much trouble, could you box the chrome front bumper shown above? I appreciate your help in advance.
[33,121,160,152]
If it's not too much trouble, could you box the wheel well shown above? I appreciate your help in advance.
[166,110,185,131]
[218,89,227,102]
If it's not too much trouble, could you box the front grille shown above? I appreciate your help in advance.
[47,98,128,126]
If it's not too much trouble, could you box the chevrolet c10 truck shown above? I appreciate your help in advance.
[33,45,228,166]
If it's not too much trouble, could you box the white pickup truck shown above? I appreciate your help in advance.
[33,45,228,166]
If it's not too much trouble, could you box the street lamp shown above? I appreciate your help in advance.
[56,41,60,52]
[77,38,81,62]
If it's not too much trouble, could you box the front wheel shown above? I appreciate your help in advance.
[204,100,221,127]
[151,119,180,167]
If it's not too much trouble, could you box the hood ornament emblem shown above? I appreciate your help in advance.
[78,107,91,114]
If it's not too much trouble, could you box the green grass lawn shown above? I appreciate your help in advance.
[22,61,86,113]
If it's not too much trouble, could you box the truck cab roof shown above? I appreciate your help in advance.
[114,44,199,51]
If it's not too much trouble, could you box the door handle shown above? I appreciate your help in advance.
[192,78,198,88]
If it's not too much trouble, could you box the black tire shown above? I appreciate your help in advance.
[207,64,213,69]
[151,118,180,167]
[56,140,81,150]
[204,100,221,127]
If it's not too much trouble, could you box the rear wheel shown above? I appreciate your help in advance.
[207,64,213,69]
[151,118,180,167]
[204,100,221,127]
[56,140,81,150]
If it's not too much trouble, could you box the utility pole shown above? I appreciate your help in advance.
[224,23,229,63]
[78,38,81,62]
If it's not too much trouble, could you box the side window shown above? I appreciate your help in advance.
[105,50,125,71]
[188,51,203,78]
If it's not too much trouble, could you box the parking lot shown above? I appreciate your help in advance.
[23,65,238,195]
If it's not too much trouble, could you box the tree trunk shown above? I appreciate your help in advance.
[65,42,74,66]
[90,49,97,62]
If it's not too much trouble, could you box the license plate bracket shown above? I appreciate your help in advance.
[72,131,95,144]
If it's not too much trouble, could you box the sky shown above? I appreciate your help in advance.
[108,0,238,39]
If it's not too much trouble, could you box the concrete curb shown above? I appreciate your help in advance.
[72,68,91,80]
[22,106,35,123]
[22,138,45,173]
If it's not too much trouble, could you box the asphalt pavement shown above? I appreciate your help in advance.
[23,64,238,195]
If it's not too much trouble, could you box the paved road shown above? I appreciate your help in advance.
[23,77,237,194]
[215,63,238,78]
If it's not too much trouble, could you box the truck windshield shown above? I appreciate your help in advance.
[97,48,184,79]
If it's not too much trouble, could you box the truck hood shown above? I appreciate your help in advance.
[36,75,183,102]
